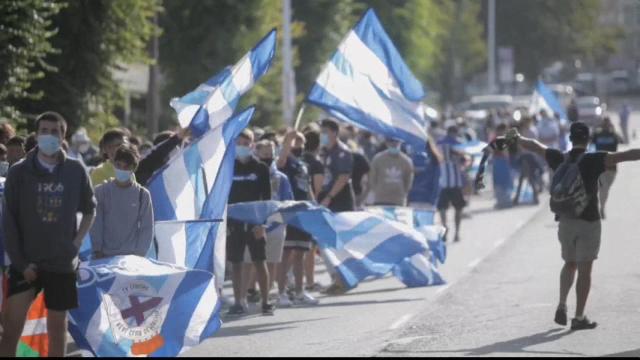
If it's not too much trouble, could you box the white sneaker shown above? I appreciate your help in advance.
[294,291,319,306]
[278,293,293,308]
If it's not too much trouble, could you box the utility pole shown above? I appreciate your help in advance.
[147,12,160,136]
[282,0,296,126]
[487,0,496,94]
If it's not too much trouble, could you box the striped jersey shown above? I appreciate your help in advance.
[437,136,464,189]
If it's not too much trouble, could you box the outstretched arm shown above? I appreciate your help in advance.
[506,129,548,157]
[604,149,640,167]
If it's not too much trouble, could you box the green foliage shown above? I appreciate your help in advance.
[0,0,63,126]
[16,0,160,135]
[491,0,623,80]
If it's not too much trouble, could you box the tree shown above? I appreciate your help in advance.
[16,0,160,136]
[485,0,623,81]
[0,0,62,126]
[160,0,295,129]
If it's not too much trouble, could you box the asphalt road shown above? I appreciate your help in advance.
[183,110,640,357]
[381,113,640,357]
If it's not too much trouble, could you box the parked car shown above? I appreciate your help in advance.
[463,94,513,120]
[575,96,605,128]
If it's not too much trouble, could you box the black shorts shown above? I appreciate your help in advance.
[437,188,467,210]
[226,221,267,263]
[284,226,313,251]
[7,266,78,311]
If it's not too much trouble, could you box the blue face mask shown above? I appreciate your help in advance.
[236,146,252,160]
[114,168,132,183]
[388,147,401,155]
[37,134,61,156]
[320,133,330,147]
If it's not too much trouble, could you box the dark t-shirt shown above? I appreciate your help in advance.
[282,155,311,201]
[545,148,607,222]
[351,152,370,196]
[228,157,271,204]
[320,142,354,212]
[592,130,621,153]
[302,152,324,178]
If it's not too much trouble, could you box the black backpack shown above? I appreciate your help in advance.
[549,153,590,218]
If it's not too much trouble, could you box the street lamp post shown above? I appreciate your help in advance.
[487,0,496,94]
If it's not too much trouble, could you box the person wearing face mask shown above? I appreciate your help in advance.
[69,128,99,167]
[275,130,320,307]
[367,138,414,206]
[90,144,153,259]
[226,129,275,316]
[90,128,128,187]
[318,119,355,296]
[242,139,293,305]
[1,111,96,357]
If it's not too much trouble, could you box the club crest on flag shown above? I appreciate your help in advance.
[102,281,166,355]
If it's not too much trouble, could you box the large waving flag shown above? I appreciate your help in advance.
[68,256,221,357]
[365,206,446,288]
[170,30,277,137]
[152,220,220,272]
[148,107,255,222]
[227,201,429,289]
[307,9,427,148]
[529,80,568,122]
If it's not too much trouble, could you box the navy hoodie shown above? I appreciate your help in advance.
[3,149,96,273]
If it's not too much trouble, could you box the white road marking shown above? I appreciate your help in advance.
[389,314,413,330]
[493,238,506,247]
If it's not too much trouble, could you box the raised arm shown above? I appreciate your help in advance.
[506,128,548,157]
[604,149,640,167]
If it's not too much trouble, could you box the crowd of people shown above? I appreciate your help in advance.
[0,100,634,354]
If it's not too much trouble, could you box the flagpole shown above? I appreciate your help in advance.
[293,103,306,130]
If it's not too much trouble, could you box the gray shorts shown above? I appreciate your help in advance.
[557,218,601,262]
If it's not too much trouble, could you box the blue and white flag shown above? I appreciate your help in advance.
[529,80,568,123]
[170,30,277,137]
[227,201,429,289]
[307,9,427,148]
[365,206,446,265]
[152,220,221,273]
[393,253,445,288]
[148,107,255,222]
[68,256,221,357]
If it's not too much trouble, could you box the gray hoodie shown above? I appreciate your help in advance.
[90,180,154,258]
[3,149,96,273]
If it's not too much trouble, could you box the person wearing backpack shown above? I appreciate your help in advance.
[505,121,640,331]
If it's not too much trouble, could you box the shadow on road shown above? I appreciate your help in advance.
[313,298,422,309]
[384,328,582,356]
[214,318,330,338]
[602,348,640,357]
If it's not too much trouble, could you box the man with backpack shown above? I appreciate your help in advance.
[506,121,640,330]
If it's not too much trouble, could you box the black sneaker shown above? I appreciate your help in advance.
[262,303,276,316]
[571,316,597,330]
[554,306,567,326]
[246,289,261,303]
[226,304,246,316]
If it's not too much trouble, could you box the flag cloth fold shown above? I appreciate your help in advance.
[148,107,255,222]
[170,30,276,137]
[68,256,221,357]
[307,9,427,148]
[365,206,446,288]
[227,201,429,289]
